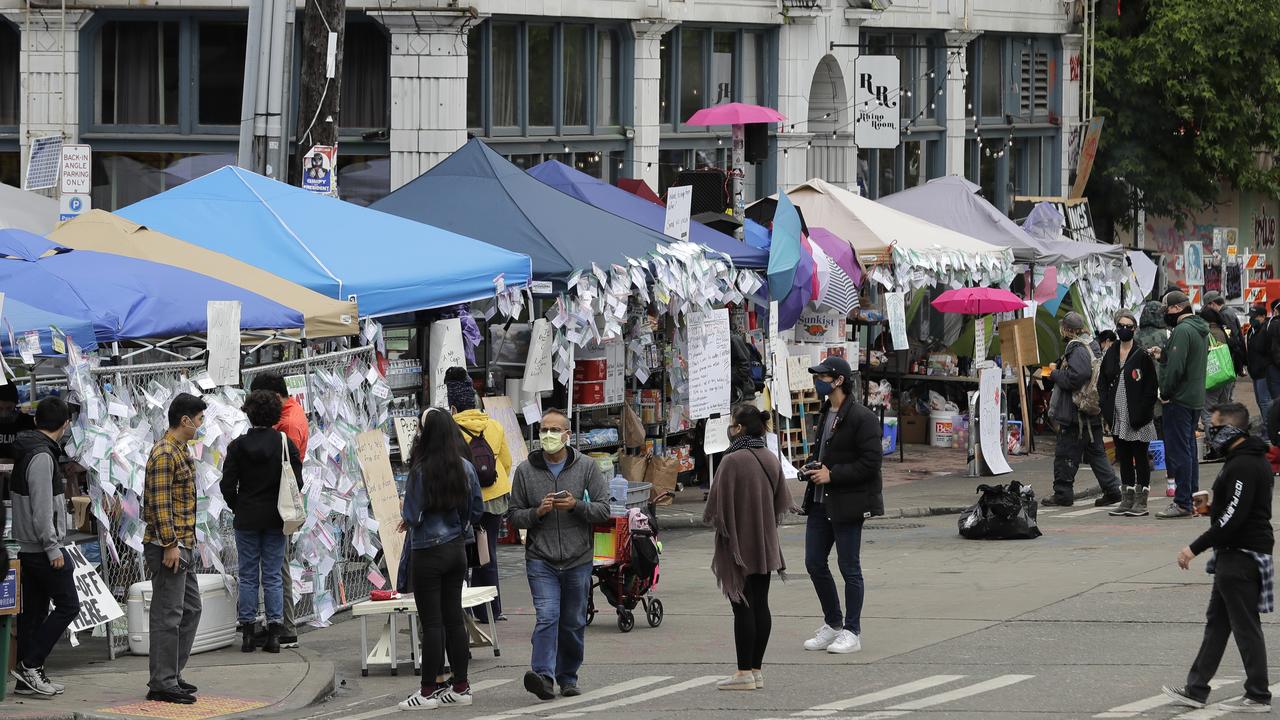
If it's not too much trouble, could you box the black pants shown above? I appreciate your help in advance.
[730,574,772,671]
[1113,438,1151,489]
[470,512,502,622]
[412,539,469,691]
[1186,550,1271,703]
[1052,423,1120,500]
[16,550,79,669]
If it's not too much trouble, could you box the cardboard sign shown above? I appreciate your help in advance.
[355,430,404,590]
[998,317,1039,367]
[66,543,124,633]
[206,301,242,386]
[663,185,693,242]
[0,561,20,616]
[793,311,845,344]
[392,416,419,457]
[428,318,466,408]
[1069,117,1104,199]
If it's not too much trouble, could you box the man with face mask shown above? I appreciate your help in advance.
[1153,291,1209,519]
[508,409,610,701]
[1044,312,1121,507]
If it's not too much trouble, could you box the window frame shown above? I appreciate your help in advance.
[0,17,19,135]
[659,26,774,134]
[337,17,392,134]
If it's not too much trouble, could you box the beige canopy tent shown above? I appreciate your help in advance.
[50,210,359,338]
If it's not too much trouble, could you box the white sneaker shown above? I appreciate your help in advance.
[10,663,55,696]
[1217,697,1271,713]
[398,690,441,710]
[435,689,472,707]
[803,624,841,651]
[826,630,862,654]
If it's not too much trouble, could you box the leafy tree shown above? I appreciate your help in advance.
[1086,0,1280,242]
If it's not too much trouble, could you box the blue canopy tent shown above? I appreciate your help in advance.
[526,160,768,269]
[1,297,99,355]
[372,139,686,284]
[118,166,533,317]
[0,229,303,342]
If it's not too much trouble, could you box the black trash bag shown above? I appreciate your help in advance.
[958,503,988,539]
[958,481,1042,540]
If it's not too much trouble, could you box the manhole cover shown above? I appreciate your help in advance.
[864,522,926,530]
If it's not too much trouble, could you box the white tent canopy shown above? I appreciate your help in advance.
[0,183,58,235]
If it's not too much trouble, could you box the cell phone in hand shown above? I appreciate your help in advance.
[551,490,571,499]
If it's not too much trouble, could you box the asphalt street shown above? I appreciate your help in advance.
[274,489,1280,720]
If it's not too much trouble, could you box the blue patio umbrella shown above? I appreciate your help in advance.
[767,193,803,301]
[0,229,303,343]
[1,297,99,355]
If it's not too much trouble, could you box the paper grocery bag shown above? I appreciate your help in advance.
[644,455,680,506]
[619,453,649,484]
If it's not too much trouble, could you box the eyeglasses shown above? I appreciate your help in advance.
[1117,323,1136,329]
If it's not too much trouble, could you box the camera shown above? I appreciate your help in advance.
[800,461,822,480]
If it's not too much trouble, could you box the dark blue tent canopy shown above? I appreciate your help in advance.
[526,161,767,269]
[373,139,686,283]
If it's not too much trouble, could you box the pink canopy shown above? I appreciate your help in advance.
[931,287,1026,315]
[685,102,787,126]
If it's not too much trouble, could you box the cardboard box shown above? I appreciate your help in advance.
[900,415,928,444]
[70,496,91,532]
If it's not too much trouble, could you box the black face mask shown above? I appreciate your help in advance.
[1117,327,1135,342]
[1165,310,1183,327]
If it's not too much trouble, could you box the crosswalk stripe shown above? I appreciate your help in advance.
[885,674,1034,711]
[794,675,967,715]
[1093,678,1240,718]
[338,679,514,720]
[1170,682,1280,719]
[468,676,670,720]
[1059,506,1114,518]
[547,676,721,718]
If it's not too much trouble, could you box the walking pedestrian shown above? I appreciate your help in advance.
[396,408,483,711]
[703,405,792,691]
[509,408,610,700]
[1205,291,1246,378]
[1099,311,1159,517]
[1163,402,1273,714]
[444,366,512,623]
[1044,312,1122,507]
[9,397,76,697]
[1153,291,1209,519]
[248,373,308,649]
[220,390,303,655]
[142,393,207,705]
[800,356,882,655]
[1245,305,1272,437]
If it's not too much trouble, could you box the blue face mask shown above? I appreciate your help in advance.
[814,378,834,398]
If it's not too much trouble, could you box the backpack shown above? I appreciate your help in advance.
[1066,338,1103,417]
[460,426,498,488]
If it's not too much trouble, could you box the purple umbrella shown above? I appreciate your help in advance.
[777,234,817,332]
[807,227,863,287]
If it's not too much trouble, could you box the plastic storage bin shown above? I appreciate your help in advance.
[127,573,237,656]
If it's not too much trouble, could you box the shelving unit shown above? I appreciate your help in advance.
[780,390,822,458]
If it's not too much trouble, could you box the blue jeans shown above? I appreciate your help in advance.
[1163,402,1200,512]
[804,507,864,635]
[1254,377,1273,438]
[235,529,286,625]
[526,559,592,688]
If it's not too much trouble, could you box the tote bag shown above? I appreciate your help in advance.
[1205,339,1235,390]
[277,432,306,535]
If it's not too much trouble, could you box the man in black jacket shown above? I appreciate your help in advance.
[1163,403,1273,713]
[1245,305,1271,437]
[799,357,882,656]
[1265,299,1280,401]
[1045,312,1121,507]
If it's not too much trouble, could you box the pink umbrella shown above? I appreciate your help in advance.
[685,102,787,127]
[931,287,1026,315]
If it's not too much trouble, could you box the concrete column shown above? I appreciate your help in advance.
[630,19,675,190]
[1061,33,1084,196]
[944,31,980,178]
[372,11,472,190]
[3,9,90,182]
[776,16,822,191]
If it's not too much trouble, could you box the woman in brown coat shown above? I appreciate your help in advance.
[703,404,793,691]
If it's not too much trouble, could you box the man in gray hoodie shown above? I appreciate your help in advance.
[9,397,77,697]
[509,408,610,701]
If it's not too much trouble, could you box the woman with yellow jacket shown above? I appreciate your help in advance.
[444,367,512,623]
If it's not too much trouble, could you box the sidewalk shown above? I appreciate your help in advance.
[0,641,334,720]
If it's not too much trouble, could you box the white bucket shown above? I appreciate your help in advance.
[929,411,955,448]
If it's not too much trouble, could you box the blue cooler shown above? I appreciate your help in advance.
[1148,441,1166,471]
[882,418,898,456]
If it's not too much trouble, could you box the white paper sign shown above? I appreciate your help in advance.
[428,318,467,408]
[687,309,732,420]
[886,291,908,350]
[65,543,125,634]
[664,185,693,242]
[703,414,732,455]
[978,366,1012,475]
[1184,241,1205,286]
[770,337,792,418]
[523,318,555,395]
[18,330,39,365]
[854,55,902,149]
[206,301,242,386]
[974,319,987,363]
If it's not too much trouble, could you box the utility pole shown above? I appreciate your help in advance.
[293,0,345,188]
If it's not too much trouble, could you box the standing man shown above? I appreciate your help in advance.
[800,357,883,656]
[1163,403,1273,713]
[9,397,76,696]
[249,374,308,649]
[142,393,207,705]
[1043,312,1122,507]
[1266,298,1280,402]
[1245,305,1271,437]
[508,409,610,701]
[1153,291,1209,519]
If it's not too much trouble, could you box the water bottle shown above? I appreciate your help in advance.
[609,475,628,517]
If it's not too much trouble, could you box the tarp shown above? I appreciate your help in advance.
[0,228,303,342]
[118,166,532,317]
[50,210,359,338]
[0,297,99,355]
[617,178,662,206]
[0,183,58,236]
[527,160,768,269]
[879,176,1124,265]
[372,139,679,283]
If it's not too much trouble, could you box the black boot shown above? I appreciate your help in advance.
[263,622,281,654]
[241,624,256,653]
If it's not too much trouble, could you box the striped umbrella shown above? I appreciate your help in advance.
[818,254,859,315]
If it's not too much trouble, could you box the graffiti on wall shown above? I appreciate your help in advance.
[1254,203,1277,250]
[1145,220,1215,285]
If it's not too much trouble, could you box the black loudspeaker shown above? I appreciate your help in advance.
[744,122,769,165]
[675,170,728,215]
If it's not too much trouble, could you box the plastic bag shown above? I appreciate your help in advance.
[958,481,1042,540]
[928,390,960,414]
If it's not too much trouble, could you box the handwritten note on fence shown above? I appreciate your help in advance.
[523,318,554,395]
[429,318,466,408]
[355,430,404,589]
[687,309,731,420]
[206,301,242,386]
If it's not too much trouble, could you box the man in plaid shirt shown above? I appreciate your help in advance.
[142,393,207,705]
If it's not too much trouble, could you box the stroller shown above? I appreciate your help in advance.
[586,507,664,633]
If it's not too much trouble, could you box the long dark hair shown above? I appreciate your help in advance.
[409,408,471,513]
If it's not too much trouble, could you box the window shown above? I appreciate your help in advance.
[467,26,483,129]
[658,27,771,130]
[596,31,620,127]
[91,151,235,210]
[337,155,389,207]
[0,152,17,187]
[659,36,673,124]
[97,21,180,126]
[741,33,762,106]
[712,31,735,105]
[563,25,589,128]
[980,35,1003,119]
[1018,43,1051,119]
[341,22,389,130]
[528,25,554,128]
[0,21,17,127]
[197,23,246,125]
[491,24,519,129]
[680,29,706,122]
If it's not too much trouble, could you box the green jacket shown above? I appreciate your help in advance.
[1159,314,1209,409]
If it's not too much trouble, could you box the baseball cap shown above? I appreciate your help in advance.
[1164,290,1190,308]
[1203,290,1224,305]
[1061,312,1086,332]
[808,356,853,379]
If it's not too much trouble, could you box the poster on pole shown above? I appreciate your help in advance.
[301,145,337,195]
[65,543,124,634]
[886,291,908,350]
[482,395,529,481]
[355,430,405,590]
[664,185,693,242]
[978,366,1012,475]
[687,309,731,420]
[1184,241,1205,286]
[206,301,242,386]
[428,318,466,408]
[522,318,555,395]
[854,55,901,149]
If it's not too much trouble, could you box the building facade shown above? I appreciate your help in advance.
[0,0,1082,214]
